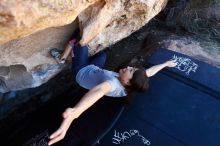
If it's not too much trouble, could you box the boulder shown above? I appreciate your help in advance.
[0,0,168,93]
[0,0,98,44]
[81,0,169,52]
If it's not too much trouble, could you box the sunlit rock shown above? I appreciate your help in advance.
[0,0,168,93]
[0,0,98,44]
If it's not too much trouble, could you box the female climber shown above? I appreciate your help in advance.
[48,35,177,145]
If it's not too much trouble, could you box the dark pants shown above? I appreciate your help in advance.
[72,44,107,82]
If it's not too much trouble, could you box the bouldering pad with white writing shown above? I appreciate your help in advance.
[97,48,220,146]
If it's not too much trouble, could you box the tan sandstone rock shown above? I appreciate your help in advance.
[0,0,98,44]
[82,0,168,53]
[0,0,168,92]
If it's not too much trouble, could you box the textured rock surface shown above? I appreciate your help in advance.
[0,0,168,93]
[0,21,78,93]
[82,0,168,52]
[0,0,98,44]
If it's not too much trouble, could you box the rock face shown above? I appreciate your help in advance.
[0,0,168,93]
[79,0,169,51]
[0,0,168,48]
[0,0,98,44]
[0,21,78,93]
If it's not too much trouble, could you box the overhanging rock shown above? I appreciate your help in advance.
[0,0,168,93]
